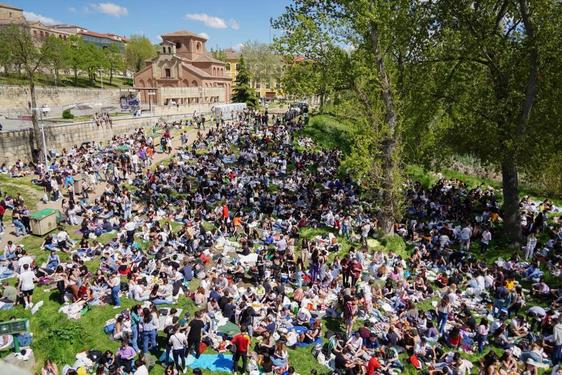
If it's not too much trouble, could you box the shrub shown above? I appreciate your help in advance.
[62,109,74,119]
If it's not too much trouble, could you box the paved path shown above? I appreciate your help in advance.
[0,125,207,247]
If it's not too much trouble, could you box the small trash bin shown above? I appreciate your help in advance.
[29,209,58,236]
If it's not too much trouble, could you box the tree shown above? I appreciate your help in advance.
[211,48,227,62]
[63,35,87,85]
[240,41,283,90]
[81,42,106,84]
[273,13,340,112]
[0,25,50,161]
[274,0,428,233]
[104,44,125,84]
[125,35,156,73]
[281,59,320,100]
[0,33,14,75]
[425,0,562,243]
[43,35,67,85]
[232,55,258,107]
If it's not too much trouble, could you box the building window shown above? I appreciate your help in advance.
[235,64,240,70]
[226,64,231,71]
[165,68,171,78]
[255,83,261,89]
[175,41,181,49]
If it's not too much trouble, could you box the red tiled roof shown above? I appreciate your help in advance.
[161,30,207,40]
[78,30,126,42]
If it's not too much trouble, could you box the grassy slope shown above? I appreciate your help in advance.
[1,114,558,374]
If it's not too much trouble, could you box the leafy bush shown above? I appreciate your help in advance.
[34,322,86,364]
[62,109,74,119]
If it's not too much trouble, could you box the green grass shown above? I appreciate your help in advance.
[0,73,133,89]
[406,165,562,206]
[295,114,355,155]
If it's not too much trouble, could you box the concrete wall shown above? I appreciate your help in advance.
[0,85,126,117]
[0,110,206,165]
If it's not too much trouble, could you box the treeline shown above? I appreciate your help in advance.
[274,0,562,244]
[0,25,157,85]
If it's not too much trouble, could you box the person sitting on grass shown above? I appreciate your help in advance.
[116,336,136,373]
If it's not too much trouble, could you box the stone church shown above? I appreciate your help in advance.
[134,30,231,106]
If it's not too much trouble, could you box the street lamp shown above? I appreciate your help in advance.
[31,106,50,168]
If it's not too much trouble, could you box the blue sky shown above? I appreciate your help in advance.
[10,0,291,49]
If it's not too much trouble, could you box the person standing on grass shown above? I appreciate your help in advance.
[109,270,121,309]
[141,307,158,353]
[18,263,37,309]
[437,295,450,336]
[476,317,489,353]
[231,326,251,374]
[187,310,205,358]
[169,325,188,373]
[130,304,142,353]
[460,223,472,251]
[553,315,562,365]
[480,227,492,253]
[525,232,538,261]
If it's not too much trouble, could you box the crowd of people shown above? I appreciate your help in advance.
[94,112,113,128]
[0,107,561,375]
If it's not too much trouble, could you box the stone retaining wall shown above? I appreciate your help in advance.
[0,111,198,165]
[0,85,125,117]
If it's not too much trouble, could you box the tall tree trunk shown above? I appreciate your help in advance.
[73,67,78,85]
[498,0,537,244]
[501,159,521,243]
[29,77,44,163]
[109,68,113,85]
[370,24,400,234]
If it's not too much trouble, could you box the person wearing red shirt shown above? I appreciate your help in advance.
[231,326,251,374]
[367,356,381,375]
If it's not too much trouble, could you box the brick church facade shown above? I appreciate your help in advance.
[134,30,231,106]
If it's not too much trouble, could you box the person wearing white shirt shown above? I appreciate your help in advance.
[18,263,37,309]
[525,233,538,260]
[480,228,492,253]
[169,327,188,371]
[133,359,149,375]
[460,225,472,251]
[17,252,33,272]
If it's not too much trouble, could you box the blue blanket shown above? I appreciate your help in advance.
[186,354,233,372]
[294,337,322,347]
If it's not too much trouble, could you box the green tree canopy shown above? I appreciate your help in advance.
[0,25,51,160]
[104,44,125,84]
[422,0,562,241]
[232,55,258,107]
[240,41,283,88]
[125,35,156,72]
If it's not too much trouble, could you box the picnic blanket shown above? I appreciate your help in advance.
[186,354,233,372]
[295,337,322,347]
[217,321,240,336]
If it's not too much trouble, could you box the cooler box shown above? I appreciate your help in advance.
[29,209,58,236]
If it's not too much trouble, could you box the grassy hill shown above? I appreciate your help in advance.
[0,73,133,89]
